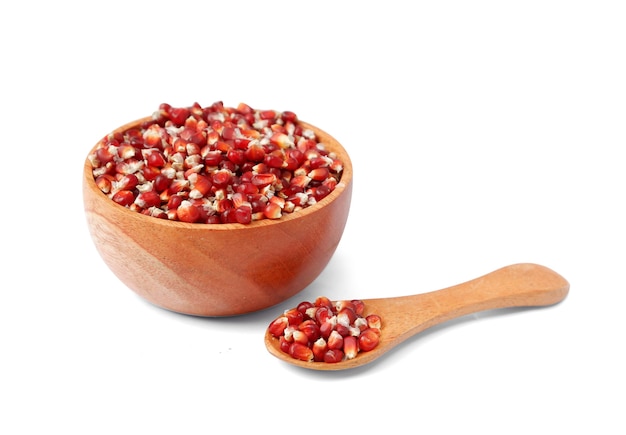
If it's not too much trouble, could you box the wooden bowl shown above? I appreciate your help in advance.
[83,117,353,316]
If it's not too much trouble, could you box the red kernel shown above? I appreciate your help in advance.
[112,190,135,207]
[289,343,314,362]
[323,349,345,363]
[358,328,380,352]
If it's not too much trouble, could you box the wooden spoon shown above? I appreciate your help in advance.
[265,263,569,370]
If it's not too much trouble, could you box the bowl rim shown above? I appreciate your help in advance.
[83,116,353,232]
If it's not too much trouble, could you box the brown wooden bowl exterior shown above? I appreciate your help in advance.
[83,117,353,316]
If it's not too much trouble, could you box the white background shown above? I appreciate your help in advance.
[1,1,624,433]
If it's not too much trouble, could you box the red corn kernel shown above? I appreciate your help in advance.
[251,173,276,188]
[134,191,161,209]
[298,319,321,343]
[312,338,328,362]
[270,124,287,134]
[142,124,165,147]
[226,148,246,165]
[219,160,237,173]
[264,150,285,168]
[308,167,330,182]
[176,201,201,223]
[117,173,139,192]
[96,146,116,164]
[147,207,167,219]
[327,330,344,350]
[259,110,276,120]
[268,316,289,337]
[308,156,328,169]
[335,324,352,337]
[281,110,297,123]
[95,174,113,194]
[314,306,333,324]
[167,107,190,125]
[263,202,282,220]
[319,321,334,340]
[204,150,223,167]
[336,307,358,327]
[180,128,205,147]
[234,206,252,224]
[290,174,312,189]
[112,190,135,207]
[322,177,338,191]
[296,301,314,316]
[334,300,356,312]
[244,144,266,162]
[279,336,291,353]
[235,206,252,224]
[219,208,237,224]
[236,102,254,114]
[186,142,202,156]
[354,317,369,332]
[323,349,344,363]
[284,308,304,326]
[145,150,167,167]
[330,158,343,173]
[283,156,299,172]
[314,296,333,310]
[366,314,382,330]
[270,132,294,149]
[142,165,162,182]
[168,179,189,195]
[269,196,285,209]
[211,169,233,187]
[117,144,137,160]
[343,336,359,360]
[312,184,331,201]
[289,343,313,362]
[153,174,171,193]
[291,330,309,345]
[235,182,258,195]
[221,126,236,141]
[358,328,380,352]
[350,300,365,316]
[188,173,212,198]
[167,194,184,211]
[115,159,141,175]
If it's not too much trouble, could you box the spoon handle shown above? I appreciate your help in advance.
[372,263,569,346]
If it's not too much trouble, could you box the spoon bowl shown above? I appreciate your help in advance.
[265,263,569,370]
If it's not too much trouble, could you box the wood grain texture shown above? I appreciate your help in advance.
[265,263,569,370]
[83,118,353,316]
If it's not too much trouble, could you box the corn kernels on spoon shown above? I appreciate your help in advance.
[265,263,569,370]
